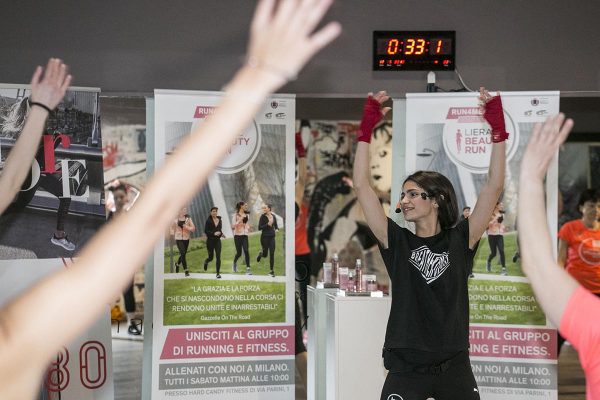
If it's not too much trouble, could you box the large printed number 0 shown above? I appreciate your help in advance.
[80,341,107,389]
[44,341,107,392]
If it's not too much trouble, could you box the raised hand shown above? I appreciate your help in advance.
[29,58,72,111]
[295,131,306,158]
[479,86,508,143]
[520,114,574,181]
[246,0,341,84]
[358,90,391,143]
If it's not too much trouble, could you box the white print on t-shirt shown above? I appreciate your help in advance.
[387,394,404,400]
[577,238,600,265]
[409,245,450,284]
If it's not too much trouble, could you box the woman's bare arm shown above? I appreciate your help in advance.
[0,1,341,397]
[353,91,391,246]
[557,238,568,268]
[467,88,506,248]
[518,114,577,328]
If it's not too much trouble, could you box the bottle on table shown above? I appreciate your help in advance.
[354,259,363,292]
[331,252,339,285]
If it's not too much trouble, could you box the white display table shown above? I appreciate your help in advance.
[307,285,339,400]
[325,293,391,400]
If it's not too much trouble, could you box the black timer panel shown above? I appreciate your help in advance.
[373,31,456,71]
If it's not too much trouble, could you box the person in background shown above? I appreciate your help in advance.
[556,188,600,353]
[257,203,279,277]
[294,129,309,392]
[232,201,252,275]
[107,183,141,335]
[171,207,195,277]
[462,206,471,220]
[486,202,507,276]
[203,206,224,279]
[295,129,311,319]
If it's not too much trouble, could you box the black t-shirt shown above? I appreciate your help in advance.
[379,217,475,353]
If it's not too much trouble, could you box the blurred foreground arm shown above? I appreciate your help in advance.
[517,114,576,327]
[518,114,600,397]
[0,1,340,398]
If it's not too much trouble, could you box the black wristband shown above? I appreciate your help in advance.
[28,99,53,114]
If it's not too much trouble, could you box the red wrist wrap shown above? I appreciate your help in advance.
[295,132,306,158]
[358,96,383,144]
[483,96,509,143]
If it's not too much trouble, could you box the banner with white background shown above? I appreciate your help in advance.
[151,90,295,400]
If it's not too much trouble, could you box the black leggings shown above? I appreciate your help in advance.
[260,235,276,271]
[176,239,189,272]
[295,292,306,355]
[205,237,221,274]
[39,174,71,232]
[487,234,505,268]
[295,253,311,324]
[381,351,479,400]
[123,282,135,313]
[233,235,250,268]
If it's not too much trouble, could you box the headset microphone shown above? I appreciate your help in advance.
[395,201,401,213]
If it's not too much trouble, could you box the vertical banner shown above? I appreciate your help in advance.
[402,91,560,400]
[0,85,113,399]
[152,90,295,399]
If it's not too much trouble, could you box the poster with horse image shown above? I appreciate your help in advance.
[151,90,295,399]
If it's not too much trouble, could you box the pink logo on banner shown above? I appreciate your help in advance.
[194,106,217,118]
[160,326,295,359]
[469,326,557,359]
[446,107,483,120]
[442,105,518,174]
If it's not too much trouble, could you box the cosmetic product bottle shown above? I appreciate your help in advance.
[354,259,363,292]
[331,252,340,285]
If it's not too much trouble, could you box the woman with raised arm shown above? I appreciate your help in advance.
[353,89,506,400]
[517,114,600,399]
[0,58,71,215]
[0,1,340,397]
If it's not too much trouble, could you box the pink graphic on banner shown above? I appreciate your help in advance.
[446,107,483,119]
[160,326,295,360]
[469,325,557,360]
[194,106,217,118]
[456,129,462,153]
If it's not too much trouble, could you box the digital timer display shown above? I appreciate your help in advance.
[373,31,455,71]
